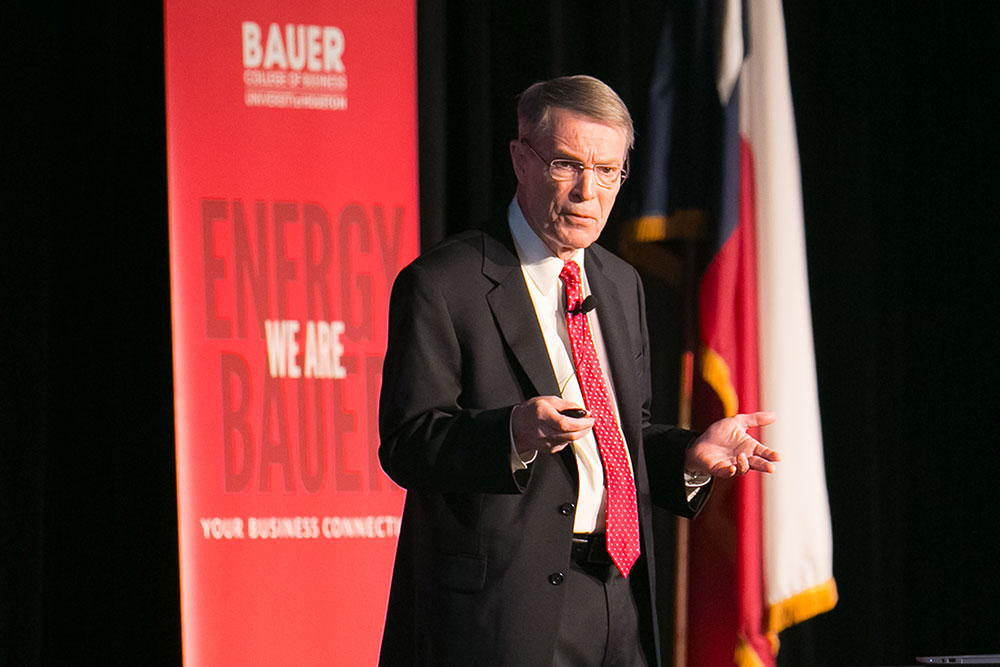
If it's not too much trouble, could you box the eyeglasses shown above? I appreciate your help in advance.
[521,139,628,188]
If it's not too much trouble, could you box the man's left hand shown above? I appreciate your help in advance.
[685,411,780,477]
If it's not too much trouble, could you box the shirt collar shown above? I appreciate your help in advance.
[507,197,584,296]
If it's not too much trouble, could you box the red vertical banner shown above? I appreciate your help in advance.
[164,2,418,664]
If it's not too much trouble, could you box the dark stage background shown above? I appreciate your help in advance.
[3,2,998,665]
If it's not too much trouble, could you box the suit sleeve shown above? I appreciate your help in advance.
[378,261,524,495]
[643,424,711,517]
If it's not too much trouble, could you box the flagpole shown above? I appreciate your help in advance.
[673,210,701,667]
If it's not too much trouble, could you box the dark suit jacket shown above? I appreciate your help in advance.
[378,210,709,667]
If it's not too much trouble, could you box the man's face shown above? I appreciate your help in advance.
[511,107,628,259]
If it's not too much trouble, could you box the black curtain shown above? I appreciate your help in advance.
[4,1,999,666]
[3,1,180,665]
[416,0,670,246]
[780,3,1000,664]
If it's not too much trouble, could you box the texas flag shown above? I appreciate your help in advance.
[636,1,837,664]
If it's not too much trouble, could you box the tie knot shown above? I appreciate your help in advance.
[560,260,581,287]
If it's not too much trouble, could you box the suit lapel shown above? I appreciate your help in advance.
[480,212,561,399]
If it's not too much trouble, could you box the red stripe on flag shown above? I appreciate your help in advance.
[689,136,774,667]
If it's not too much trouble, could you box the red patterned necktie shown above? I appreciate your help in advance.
[560,260,640,578]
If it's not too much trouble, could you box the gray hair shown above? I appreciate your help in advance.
[516,75,634,150]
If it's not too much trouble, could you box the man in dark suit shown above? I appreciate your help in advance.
[378,75,778,667]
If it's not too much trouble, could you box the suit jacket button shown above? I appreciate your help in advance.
[559,503,575,516]
[549,572,564,586]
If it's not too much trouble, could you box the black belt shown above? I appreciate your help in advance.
[571,532,612,565]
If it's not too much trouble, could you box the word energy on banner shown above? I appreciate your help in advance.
[164,2,418,664]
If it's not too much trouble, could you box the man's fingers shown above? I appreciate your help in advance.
[558,413,594,429]
[735,410,776,429]
[748,455,776,473]
[538,400,594,453]
[740,434,780,462]
[728,456,775,477]
[707,451,776,477]
[756,445,780,462]
[553,404,594,435]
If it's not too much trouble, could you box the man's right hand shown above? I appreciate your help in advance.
[511,396,594,457]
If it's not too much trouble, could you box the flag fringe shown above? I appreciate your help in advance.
[700,344,739,417]
[735,637,767,667]
[767,578,839,635]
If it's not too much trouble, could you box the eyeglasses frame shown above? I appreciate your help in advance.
[520,139,629,188]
